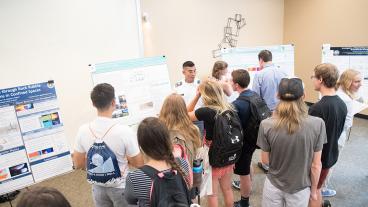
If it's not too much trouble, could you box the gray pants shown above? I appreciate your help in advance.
[262,178,310,207]
[92,185,128,207]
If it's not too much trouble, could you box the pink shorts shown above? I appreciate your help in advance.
[212,164,234,179]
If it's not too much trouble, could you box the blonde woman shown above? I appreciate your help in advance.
[320,69,364,198]
[211,61,233,97]
[187,79,235,207]
[159,93,202,168]
[257,78,326,207]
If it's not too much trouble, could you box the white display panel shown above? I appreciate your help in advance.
[0,82,73,194]
[91,56,172,126]
[322,44,368,102]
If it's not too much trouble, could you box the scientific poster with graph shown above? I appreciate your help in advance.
[91,56,172,126]
[221,44,294,79]
[322,44,368,101]
[0,81,73,195]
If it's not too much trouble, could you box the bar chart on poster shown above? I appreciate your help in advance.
[91,56,172,127]
[0,81,73,195]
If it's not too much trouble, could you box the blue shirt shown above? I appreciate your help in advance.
[252,63,287,111]
[232,90,252,131]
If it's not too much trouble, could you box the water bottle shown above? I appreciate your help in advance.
[192,159,203,188]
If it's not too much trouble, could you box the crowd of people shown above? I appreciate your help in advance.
[12,50,364,207]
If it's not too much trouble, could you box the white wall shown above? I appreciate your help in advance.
[141,0,284,83]
[0,0,142,146]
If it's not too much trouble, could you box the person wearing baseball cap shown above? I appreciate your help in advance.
[257,78,327,207]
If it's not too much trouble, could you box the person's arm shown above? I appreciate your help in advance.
[310,151,322,201]
[73,151,86,170]
[127,153,144,168]
[252,74,261,96]
[125,174,139,205]
[221,81,232,97]
[187,90,200,113]
[261,151,269,166]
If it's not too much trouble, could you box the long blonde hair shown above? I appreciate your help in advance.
[274,97,308,134]
[159,93,201,148]
[199,79,234,113]
[336,69,361,99]
[212,61,228,80]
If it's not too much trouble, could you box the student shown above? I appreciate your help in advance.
[211,60,233,97]
[73,83,143,207]
[17,187,71,207]
[229,69,253,207]
[257,78,326,207]
[252,50,287,173]
[308,63,347,207]
[321,69,364,197]
[159,93,202,168]
[125,117,190,206]
[187,80,235,207]
[175,61,201,105]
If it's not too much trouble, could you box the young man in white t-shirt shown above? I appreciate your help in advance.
[73,83,143,207]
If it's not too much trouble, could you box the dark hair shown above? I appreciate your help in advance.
[212,61,228,80]
[137,117,188,183]
[16,187,71,207]
[231,69,250,88]
[314,63,339,88]
[90,83,115,110]
[258,50,272,62]
[182,61,195,68]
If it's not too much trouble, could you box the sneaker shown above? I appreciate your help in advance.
[233,200,251,207]
[322,188,336,197]
[232,180,240,190]
[233,200,241,207]
[257,162,269,173]
[322,200,332,207]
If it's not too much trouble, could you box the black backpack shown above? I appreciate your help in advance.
[209,110,243,168]
[140,165,191,207]
[238,92,272,148]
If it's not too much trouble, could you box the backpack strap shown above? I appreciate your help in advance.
[140,165,160,179]
[89,123,116,140]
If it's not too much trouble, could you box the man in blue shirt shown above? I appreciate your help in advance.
[231,69,253,207]
[252,50,287,172]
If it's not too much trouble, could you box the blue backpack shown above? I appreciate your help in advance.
[86,124,123,187]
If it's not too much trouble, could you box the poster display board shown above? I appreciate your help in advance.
[0,81,73,195]
[91,56,172,126]
[322,44,368,101]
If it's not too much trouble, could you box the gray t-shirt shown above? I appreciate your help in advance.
[257,116,327,194]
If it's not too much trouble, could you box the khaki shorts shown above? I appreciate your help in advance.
[262,178,310,207]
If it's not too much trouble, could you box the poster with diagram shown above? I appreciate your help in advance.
[322,44,368,101]
[0,81,73,195]
[221,44,295,101]
[91,56,172,126]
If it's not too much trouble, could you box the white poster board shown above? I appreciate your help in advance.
[0,81,73,195]
[221,44,294,101]
[91,56,172,126]
[322,44,368,102]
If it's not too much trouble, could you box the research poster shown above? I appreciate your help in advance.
[0,81,73,195]
[221,44,295,101]
[91,56,172,126]
[322,44,368,101]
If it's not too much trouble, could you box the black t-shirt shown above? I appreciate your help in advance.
[308,95,347,169]
[195,107,217,141]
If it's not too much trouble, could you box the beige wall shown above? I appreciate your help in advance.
[141,0,284,84]
[284,0,368,114]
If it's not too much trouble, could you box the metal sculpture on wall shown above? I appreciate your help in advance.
[212,14,246,58]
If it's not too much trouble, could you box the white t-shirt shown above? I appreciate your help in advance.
[336,88,354,129]
[74,116,140,188]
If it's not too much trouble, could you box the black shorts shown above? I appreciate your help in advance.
[234,142,256,175]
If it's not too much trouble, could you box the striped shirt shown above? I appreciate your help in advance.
[125,158,190,207]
